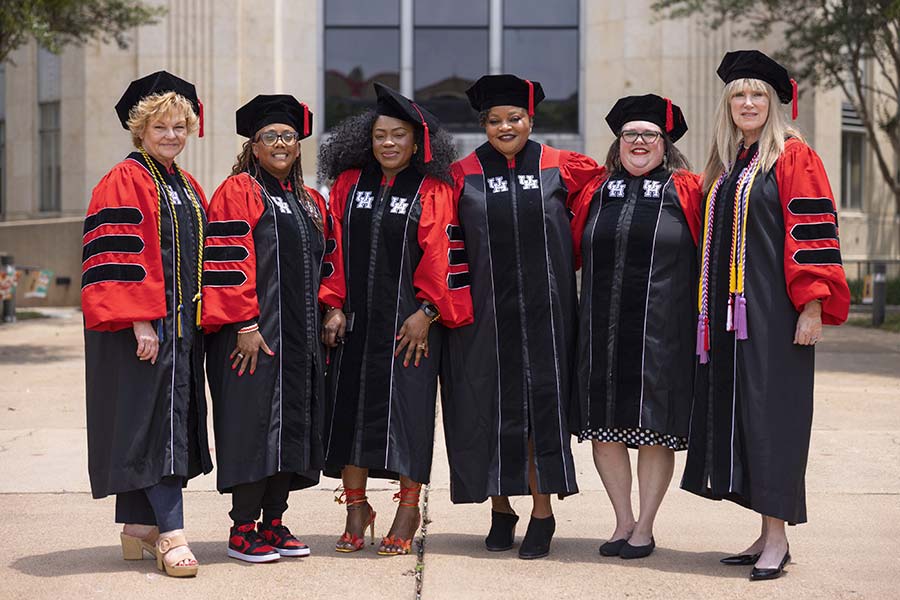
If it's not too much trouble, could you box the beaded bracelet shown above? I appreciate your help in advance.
[238,323,259,335]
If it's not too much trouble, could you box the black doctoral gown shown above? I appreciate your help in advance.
[681,139,851,524]
[321,164,472,485]
[440,140,600,503]
[202,168,333,492]
[83,152,212,499]
[570,166,701,444]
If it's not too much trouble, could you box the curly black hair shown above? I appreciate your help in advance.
[317,110,457,184]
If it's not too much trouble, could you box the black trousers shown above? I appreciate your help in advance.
[115,476,184,532]
[230,472,293,524]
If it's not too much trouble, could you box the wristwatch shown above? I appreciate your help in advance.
[420,302,440,323]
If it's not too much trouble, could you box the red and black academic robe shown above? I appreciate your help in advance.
[321,164,473,484]
[681,139,850,524]
[82,152,212,499]
[570,166,702,442]
[201,168,340,493]
[440,139,601,503]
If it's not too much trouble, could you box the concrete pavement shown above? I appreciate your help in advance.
[0,310,898,599]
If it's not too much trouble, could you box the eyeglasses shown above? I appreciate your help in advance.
[257,130,300,146]
[620,130,662,144]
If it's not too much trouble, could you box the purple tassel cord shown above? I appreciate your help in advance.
[696,316,709,364]
[733,293,748,340]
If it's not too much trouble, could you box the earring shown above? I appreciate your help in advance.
[413,145,418,154]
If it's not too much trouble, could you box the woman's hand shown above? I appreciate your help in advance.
[794,300,823,346]
[394,309,432,368]
[322,308,347,348]
[133,320,159,365]
[230,329,274,376]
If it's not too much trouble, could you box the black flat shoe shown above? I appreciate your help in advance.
[518,515,555,560]
[619,536,655,559]
[485,511,519,552]
[599,538,629,557]
[720,552,761,565]
[749,551,790,581]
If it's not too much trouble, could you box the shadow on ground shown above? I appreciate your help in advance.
[0,343,80,365]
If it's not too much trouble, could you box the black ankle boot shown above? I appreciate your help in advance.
[485,511,519,551]
[518,515,555,559]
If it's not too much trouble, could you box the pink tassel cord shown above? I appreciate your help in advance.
[734,293,748,340]
[696,316,709,364]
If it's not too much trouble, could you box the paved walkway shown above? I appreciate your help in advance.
[0,310,898,599]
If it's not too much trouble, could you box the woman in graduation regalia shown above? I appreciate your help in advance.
[201,95,337,563]
[318,83,472,556]
[82,71,211,578]
[441,74,602,559]
[681,50,850,581]
[570,94,701,560]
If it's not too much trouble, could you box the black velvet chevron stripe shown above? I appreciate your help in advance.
[788,197,835,215]
[448,272,471,289]
[204,245,250,262]
[321,262,335,278]
[325,238,337,254]
[81,263,146,288]
[83,207,142,235]
[207,220,252,237]
[794,248,842,265]
[203,269,248,286]
[446,224,465,242]
[791,222,838,241]
[82,235,144,262]
[448,248,468,266]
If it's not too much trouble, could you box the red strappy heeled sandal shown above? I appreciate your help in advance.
[335,487,377,553]
[378,484,422,556]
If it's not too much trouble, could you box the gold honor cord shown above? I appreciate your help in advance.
[140,149,204,338]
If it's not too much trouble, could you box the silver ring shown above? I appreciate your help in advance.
[237,352,245,358]
[417,342,427,350]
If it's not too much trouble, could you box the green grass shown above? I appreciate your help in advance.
[847,312,900,332]
[13,310,49,321]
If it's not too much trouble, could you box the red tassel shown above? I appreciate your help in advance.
[302,103,310,137]
[791,78,798,120]
[665,97,674,133]
[410,102,433,163]
[526,80,535,116]
[198,100,204,138]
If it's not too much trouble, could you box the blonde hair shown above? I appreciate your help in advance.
[126,91,199,149]
[701,78,804,194]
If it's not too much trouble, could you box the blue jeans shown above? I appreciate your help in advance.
[115,476,184,532]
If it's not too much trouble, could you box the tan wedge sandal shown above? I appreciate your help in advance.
[120,526,159,560]
[155,530,199,577]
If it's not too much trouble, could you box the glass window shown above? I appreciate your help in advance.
[841,130,864,211]
[39,102,61,213]
[503,29,579,132]
[324,28,401,129]
[415,2,488,26]
[325,0,400,26]
[504,0,578,27]
[414,28,488,131]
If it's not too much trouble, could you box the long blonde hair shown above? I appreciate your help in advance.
[701,78,804,194]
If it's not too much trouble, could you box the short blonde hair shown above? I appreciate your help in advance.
[701,78,804,194]
[126,91,199,149]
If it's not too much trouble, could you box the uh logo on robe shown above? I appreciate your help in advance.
[271,196,292,214]
[389,196,409,215]
[608,180,626,198]
[643,180,662,198]
[487,176,509,193]
[355,191,374,209]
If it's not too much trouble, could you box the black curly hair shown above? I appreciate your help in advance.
[317,110,457,184]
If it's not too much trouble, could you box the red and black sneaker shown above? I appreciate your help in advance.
[228,522,280,563]
[258,519,311,557]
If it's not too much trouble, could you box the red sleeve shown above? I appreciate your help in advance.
[310,185,345,309]
[672,169,703,246]
[776,139,850,325]
[200,174,265,331]
[319,170,359,309]
[414,177,474,328]
[81,160,167,331]
[569,173,608,271]
[558,150,603,209]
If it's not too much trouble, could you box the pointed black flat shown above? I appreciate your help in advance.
[485,510,519,552]
[720,552,761,565]
[599,538,629,557]
[750,551,791,581]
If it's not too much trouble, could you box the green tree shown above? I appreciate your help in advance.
[653,0,900,225]
[0,0,164,62]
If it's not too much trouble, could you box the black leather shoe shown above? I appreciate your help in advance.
[619,536,655,559]
[518,515,555,560]
[720,552,761,565]
[485,511,519,552]
[599,538,629,557]
[749,551,790,581]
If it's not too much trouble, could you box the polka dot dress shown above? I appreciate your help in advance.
[578,427,687,451]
